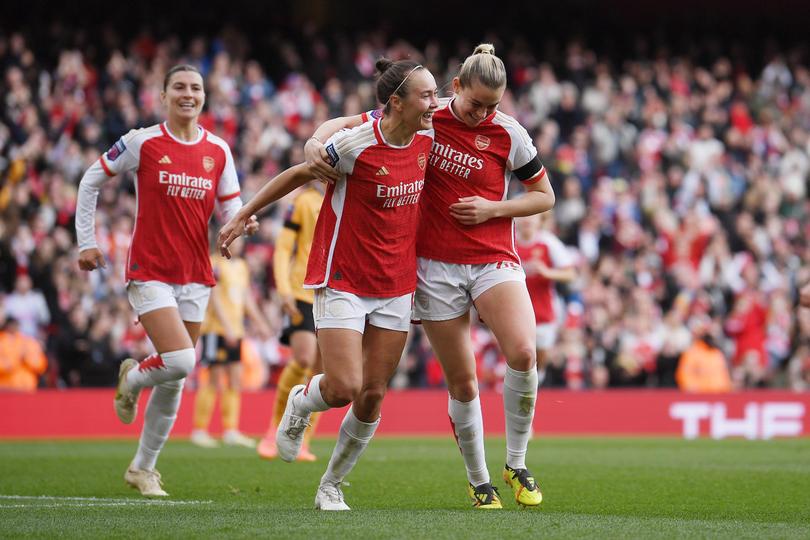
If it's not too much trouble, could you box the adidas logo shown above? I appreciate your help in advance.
[158,155,172,164]
[376,166,389,176]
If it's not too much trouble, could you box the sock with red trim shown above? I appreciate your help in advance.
[449,395,489,486]
[126,349,197,391]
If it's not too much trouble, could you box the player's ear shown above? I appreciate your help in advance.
[390,94,402,112]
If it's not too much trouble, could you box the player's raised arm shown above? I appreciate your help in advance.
[218,162,318,258]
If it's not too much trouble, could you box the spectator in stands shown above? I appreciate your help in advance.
[3,273,50,338]
[676,317,732,393]
[0,315,48,391]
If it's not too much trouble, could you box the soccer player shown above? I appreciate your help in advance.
[191,237,272,449]
[76,65,257,496]
[515,213,576,382]
[256,184,324,462]
[305,44,555,508]
[219,58,438,510]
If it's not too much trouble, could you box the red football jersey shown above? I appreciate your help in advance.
[99,123,240,286]
[416,98,546,264]
[516,230,573,324]
[305,118,434,297]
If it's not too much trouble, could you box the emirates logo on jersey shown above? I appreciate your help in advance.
[417,153,426,171]
[202,156,215,172]
[474,135,490,151]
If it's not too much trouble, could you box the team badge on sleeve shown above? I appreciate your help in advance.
[369,109,383,120]
[474,135,491,151]
[325,144,340,167]
[203,156,215,172]
[106,139,127,161]
[418,153,426,170]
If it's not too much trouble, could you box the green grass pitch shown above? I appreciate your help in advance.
[1,437,809,539]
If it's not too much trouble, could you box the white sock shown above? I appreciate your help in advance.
[321,407,379,484]
[133,378,184,471]
[292,373,330,415]
[503,366,538,470]
[448,395,489,486]
[127,349,196,391]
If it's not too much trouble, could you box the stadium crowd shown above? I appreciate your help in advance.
[0,27,808,391]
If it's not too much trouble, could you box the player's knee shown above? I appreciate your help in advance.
[324,379,359,407]
[162,348,197,379]
[357,386,387,410]
[506,342,536,371]
[448,378,478,402]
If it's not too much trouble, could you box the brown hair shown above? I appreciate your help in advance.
[163,64,203,90]
[375,58,423,113]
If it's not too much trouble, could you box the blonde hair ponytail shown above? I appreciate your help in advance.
[458,43,506,90]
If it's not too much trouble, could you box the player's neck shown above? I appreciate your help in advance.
[380,116,415,147]
[165,118,200,142]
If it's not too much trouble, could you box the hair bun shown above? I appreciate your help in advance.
[375,58,394,73]
[473,43,495,56]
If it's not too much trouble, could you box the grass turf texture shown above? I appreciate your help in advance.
[1,437,808,539]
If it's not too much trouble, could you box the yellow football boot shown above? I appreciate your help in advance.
[503,465,543,507]
[467,482,503,509]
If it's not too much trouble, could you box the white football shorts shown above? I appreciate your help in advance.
[413,258,526,321]
[126,280,212,322]
[313,287,413,333]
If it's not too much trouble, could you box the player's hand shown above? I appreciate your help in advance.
[244,214,259,236]
[304,137,338,184]
[280,293,302,323]
[449,196,498,225]
[77,248,107,271]
[218,214,248,259]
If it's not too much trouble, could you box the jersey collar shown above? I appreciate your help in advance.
[161,122,205,145]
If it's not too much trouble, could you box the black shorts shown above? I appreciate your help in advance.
[200,333,242,365]
[280,300,315,346]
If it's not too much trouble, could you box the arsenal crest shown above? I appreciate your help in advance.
[474,135,490,151]
[417,153,426,170]
[202,156,215,172]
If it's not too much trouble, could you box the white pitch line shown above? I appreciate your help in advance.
[0,495,213,508]
[0,501,208,510]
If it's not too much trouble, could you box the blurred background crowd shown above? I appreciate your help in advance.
[1,1,808,392]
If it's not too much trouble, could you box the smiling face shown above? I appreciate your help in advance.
[161,70,205,123]
[451,77,505,127]
[391,69,439,132]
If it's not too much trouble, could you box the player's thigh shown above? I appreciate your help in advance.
[421,313,478,398]
[182,321,202,345]
[289,330,318,368]
[474,281,537,370]
[139,307,194,353]
[317,328,364,392]
[361,324,408,391]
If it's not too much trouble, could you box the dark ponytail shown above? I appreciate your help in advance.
[375,58,423,113]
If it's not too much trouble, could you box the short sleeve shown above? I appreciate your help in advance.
[507,122,539,173]
[216,144,241,201]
